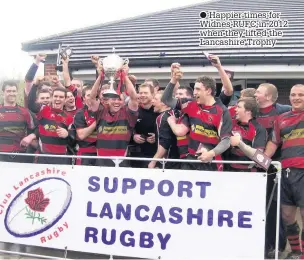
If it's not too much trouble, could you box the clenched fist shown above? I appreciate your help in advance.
[91,55,100,66]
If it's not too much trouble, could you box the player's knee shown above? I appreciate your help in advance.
[281,206,297,225]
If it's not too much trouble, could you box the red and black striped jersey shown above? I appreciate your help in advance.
[256,104,290,135]
[0,105,36,152]
[177,98,232,151]
[256,104,291,160]
[271,110,304,168]
[229,119,267,170]
[96,105,138,156]
[37,106,73,154]
[176,98,232,171]
[73,107,97,154]
[176,114,189,159]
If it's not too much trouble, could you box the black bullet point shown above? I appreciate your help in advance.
[200,11,207,18]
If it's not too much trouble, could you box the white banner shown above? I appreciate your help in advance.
[0,162,266,259]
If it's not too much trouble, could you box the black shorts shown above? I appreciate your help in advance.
[281,168,304,207]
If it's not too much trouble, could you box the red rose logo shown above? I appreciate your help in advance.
[25,188,50,212]
[24,188,50,224]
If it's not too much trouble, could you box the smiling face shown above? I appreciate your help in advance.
[52,90,66,110]
[193,76,216,105]
[290,85,304,112]
[138,85,153,105]
[37,92,51,105]
[254,85,268,106]
[152,93,164,113]
[65,91,75,108]
[193,82,211,105]
[235,101,248,121]
[3,85,17,105]
[83,88,92,106]
[254,83,278,108]
[108,97,123,113]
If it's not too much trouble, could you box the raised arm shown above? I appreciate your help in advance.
[28,84,42,114]
[122,65,138,112]
[161,66,183,108]
[209,55,233,96]
[24,54,46,96]
[62,57,72,87]
[90,74,103,103]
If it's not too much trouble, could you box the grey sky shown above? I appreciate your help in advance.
[0,0,207,78]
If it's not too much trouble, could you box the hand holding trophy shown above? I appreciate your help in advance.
[91,55,100,66]
[99,47,129,98]
[59,46,73,61]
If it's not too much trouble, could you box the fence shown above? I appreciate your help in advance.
[0,152,281,260]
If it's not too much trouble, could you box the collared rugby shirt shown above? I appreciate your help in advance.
[0,105,36,152]
[272,110,304,168]
[229,118,267,170]
[37,106,73,154]
[96,105,138,156]
[73,106,97,154]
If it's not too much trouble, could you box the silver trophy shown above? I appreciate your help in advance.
[99,47,129,97]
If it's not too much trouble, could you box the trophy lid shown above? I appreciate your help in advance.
[103,88,120,98]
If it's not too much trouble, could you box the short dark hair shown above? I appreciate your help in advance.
[52,87,67,97]
[178,86,193,97]
[82,85,92,97]
[37,88,51,96]
[138,83,154,95]
[2,80,18,92]
[195,76,216,96]
[145,78,160,88]
[237,97,259,118]
[66,89,73,95]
